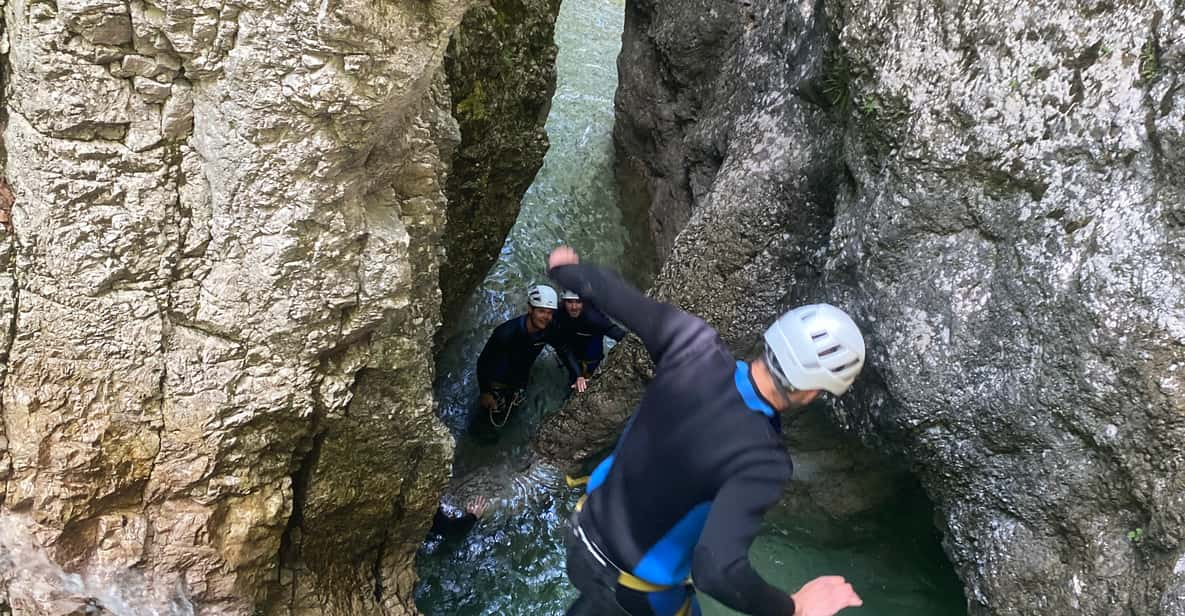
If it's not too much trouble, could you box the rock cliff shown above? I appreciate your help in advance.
[539,0,1185,613]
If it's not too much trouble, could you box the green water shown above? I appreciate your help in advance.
[415,0,967,613]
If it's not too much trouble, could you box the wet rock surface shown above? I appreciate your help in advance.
[0,0,490,612]
[540,0,1185,614]
[439,0,562,329]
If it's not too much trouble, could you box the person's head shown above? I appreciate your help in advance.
[560,290,583,318]
[761,303,865,410]
[526,284,558,330]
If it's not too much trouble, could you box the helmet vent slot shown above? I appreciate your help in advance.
[818,345,841,357]
[835,359,860,373]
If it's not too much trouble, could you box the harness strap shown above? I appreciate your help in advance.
[572,499,691,596]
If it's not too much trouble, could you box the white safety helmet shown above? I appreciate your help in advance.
[527,284,558,309]
[560,290,580,301]
[763,303,865,396]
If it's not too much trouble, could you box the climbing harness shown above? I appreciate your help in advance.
[488,388,525,428]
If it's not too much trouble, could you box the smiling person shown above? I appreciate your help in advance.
[554,289,627,393]
[473,283,578,441]
[548,246,866,616]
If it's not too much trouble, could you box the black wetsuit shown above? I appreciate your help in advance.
[550,263,796,616]
[474,315,575,433]
[554,302,626,380]
[430,505,479,538]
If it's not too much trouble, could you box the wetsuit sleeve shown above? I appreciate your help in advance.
[430,508,478,538]
[476,324,511,393]
[547,331,581,383]
[548,263,705,365]
[586,304,627,342]
[691,463,796,616]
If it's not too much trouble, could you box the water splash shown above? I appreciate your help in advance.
[0,514,194,616]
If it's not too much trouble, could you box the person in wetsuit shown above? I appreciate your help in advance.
[554,289,627,393]
[547,246,866,616]
[429,495,490,539]
[474,284,577,439]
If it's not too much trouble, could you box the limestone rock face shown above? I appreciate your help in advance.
[439,0,561,327]
[0,0,479,612]
[542,0,1185,614]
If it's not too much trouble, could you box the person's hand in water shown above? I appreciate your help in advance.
[548,246,579,270]
[466,495,489,518]
[790,576,862,616]
[572,376,588,393]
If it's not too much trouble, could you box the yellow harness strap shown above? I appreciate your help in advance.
[573,494,693,613]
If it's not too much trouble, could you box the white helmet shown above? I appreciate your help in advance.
[560,290,580,301]
[527,284,558,309]
[763,303,865,396]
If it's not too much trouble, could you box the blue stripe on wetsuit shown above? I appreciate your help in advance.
[587,454,615,492]
[632,502,712,585]
[622,363,779,587]
[734,361,775,417]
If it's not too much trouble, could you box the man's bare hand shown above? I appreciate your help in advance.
[548,246,579,270]
[791,576,862,616]
[571,377,588,393]
[479,393,497,411]
[466,495,489,518]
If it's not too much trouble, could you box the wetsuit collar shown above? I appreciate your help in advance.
[734,361,775,418]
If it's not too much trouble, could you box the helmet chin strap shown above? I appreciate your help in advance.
[763,343,798,395]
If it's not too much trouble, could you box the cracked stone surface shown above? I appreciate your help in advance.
[0,0,484,612]
[540,0,1185,614]
[438,0,562,327]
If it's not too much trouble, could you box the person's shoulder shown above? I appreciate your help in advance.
[492,315,525,337]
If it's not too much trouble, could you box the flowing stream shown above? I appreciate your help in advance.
[416,0,967,614]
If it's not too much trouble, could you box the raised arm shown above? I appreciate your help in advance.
[547,247,705,366]
[583,302,627,342]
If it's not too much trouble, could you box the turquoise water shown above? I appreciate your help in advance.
[415,0,967,613]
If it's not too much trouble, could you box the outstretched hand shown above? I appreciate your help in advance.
[791,576,862,616]
[548,246,579,271]
[466,495,489,518]
[571,376,588,393]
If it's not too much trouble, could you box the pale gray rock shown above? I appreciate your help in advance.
[0,0,482,615]
[161,79,194,139]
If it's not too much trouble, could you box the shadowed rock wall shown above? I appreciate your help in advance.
[540,0,1185,613]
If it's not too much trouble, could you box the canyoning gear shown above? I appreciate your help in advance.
[474,313,577,437]
[469,385,526,442]
[487,387,525,428]
[549,263,797,616]
[528,284,559,309]
[565,506,701,616]
[762,303,865,397]
[566,474,591,488]
[553,301,626,383]
[476,315,577,393]
[561,289,581,301]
